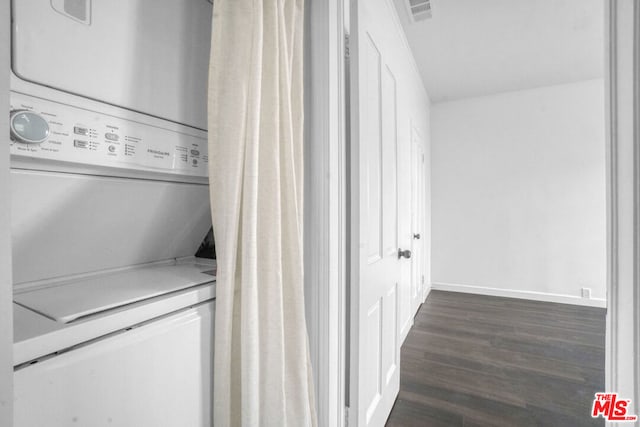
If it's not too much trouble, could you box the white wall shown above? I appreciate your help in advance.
[0,0,14,423]
[431,79,606,306]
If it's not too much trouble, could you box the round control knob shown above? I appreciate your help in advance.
[10,110,49,144]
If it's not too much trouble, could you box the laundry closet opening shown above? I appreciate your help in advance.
[8,2,218,425]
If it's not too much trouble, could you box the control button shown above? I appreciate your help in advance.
[108,145,116,153]
[105,133,119,141]
[10,110,49,144]
[192,159,198,166]
[190,149,200,156]
[74,140,88,148]
[74,126,88,136]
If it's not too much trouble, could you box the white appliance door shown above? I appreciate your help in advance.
[12,0,212,130]
[14,302,214,427]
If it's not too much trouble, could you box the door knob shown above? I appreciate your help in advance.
[413,233,421,240]
[398,249,412,259]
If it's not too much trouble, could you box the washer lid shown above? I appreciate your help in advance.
[14,263,216,324]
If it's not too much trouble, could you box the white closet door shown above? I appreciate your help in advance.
[14,302,214,427]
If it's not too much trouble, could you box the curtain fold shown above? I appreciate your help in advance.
[207,0,316,425]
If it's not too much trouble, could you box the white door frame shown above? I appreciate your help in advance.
[410,124,425,317]
[0,0,14,425]
[605,0,640,421]
[304,1,347,427]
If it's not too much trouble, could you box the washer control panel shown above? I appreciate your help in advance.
[9,93,208,177]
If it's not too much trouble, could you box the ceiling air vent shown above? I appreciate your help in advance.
[406,0,432,22]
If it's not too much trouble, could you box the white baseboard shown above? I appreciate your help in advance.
[422,285,431,303]
[400,317,412,345]
[430,282,607,308]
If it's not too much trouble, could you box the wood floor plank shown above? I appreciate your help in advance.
[386,291,606,427]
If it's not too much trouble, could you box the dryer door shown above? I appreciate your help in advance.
[12,0,212,130]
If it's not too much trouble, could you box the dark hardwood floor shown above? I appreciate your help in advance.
[386,291,606,427]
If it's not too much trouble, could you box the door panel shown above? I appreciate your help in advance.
[364,34,383,264]
[363,299,382,418]
[350,1,401,425]
[381,283,398,385]
[382,66,398,258]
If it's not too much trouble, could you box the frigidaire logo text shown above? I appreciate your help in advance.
[147,149,170,156]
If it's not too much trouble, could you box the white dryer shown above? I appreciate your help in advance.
[9,1,216,426]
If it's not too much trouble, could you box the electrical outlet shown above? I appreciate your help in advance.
[581,287,592,299]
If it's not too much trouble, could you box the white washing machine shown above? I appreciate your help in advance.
[9,1,216,426]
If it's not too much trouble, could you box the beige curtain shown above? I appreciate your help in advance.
[207,0,316,426]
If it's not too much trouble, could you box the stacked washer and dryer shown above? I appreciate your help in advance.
[9,1,216,425]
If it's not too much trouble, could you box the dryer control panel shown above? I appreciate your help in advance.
[9,92,208,177]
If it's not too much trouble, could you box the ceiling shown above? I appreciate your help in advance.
[392,0,604,103]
